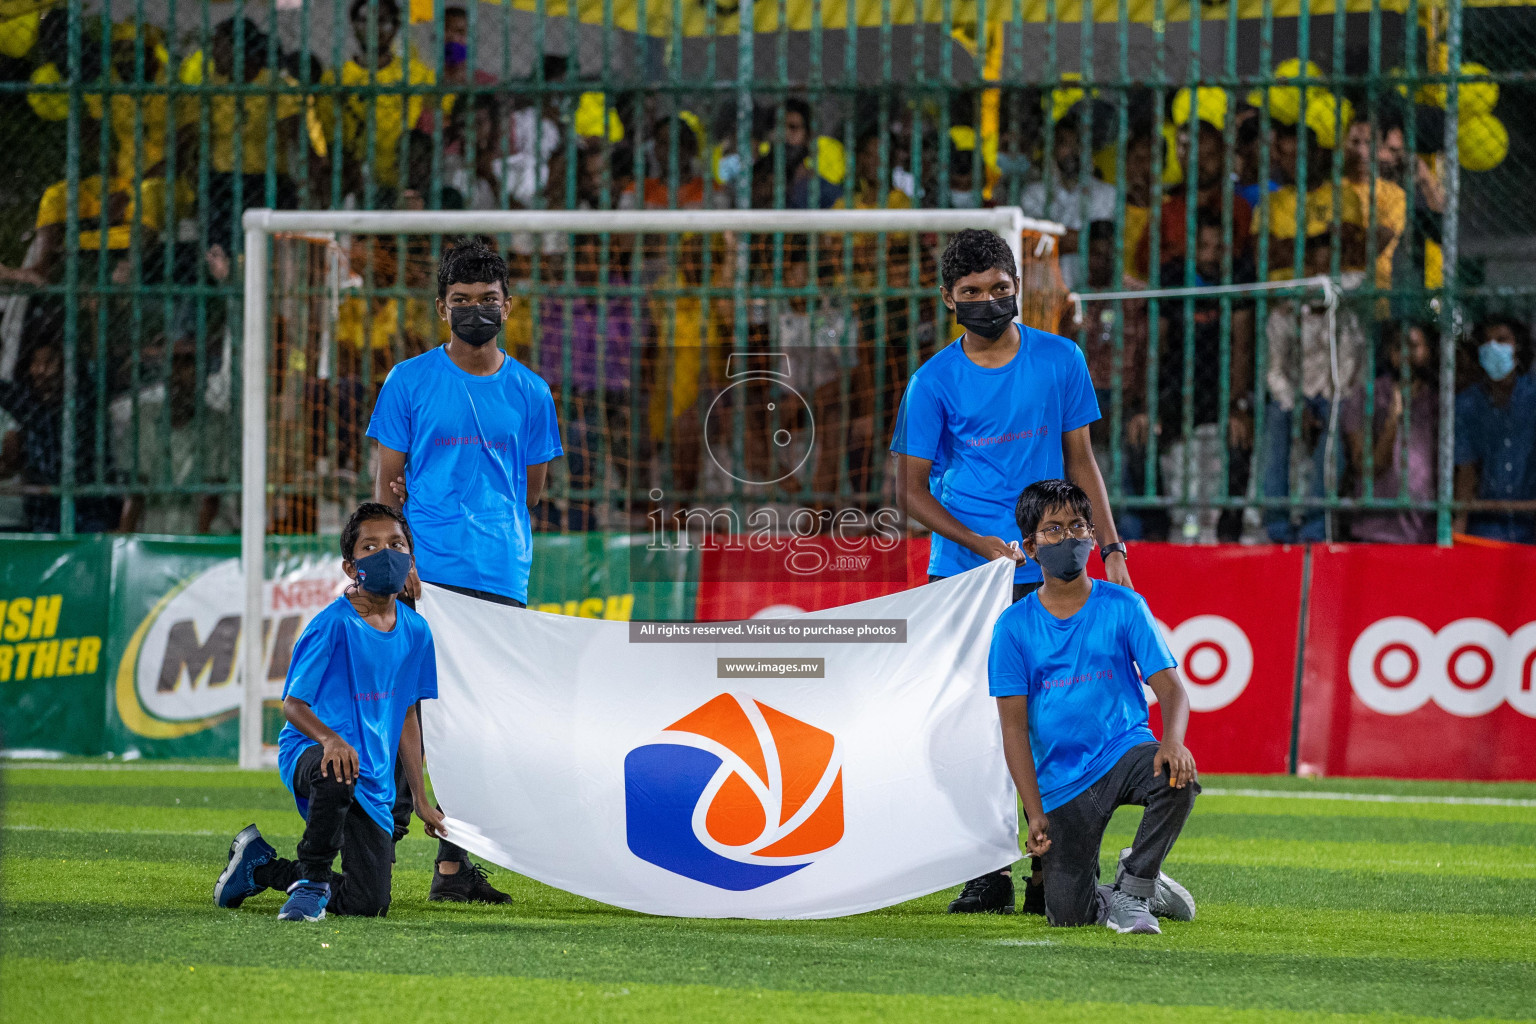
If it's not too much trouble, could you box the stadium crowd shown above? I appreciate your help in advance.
[0,0,1531,544]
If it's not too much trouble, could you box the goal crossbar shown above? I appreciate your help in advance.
[237,205,1065,768]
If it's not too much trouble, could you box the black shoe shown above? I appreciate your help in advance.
[429,860,512,904]
[947,869,1014,914]
[1020,876,1046,916]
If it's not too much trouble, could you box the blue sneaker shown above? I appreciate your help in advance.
[278,880,330,922]
[215,824,276,909]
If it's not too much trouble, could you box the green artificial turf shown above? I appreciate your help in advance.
[2,764,1533,1023]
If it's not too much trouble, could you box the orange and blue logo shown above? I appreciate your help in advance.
[624,693,845,890]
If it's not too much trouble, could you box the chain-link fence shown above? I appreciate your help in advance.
[0,0,1532,544]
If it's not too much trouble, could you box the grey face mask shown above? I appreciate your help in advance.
[1034,536,1094,582]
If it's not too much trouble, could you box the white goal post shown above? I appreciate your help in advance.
[237,206,1066,768]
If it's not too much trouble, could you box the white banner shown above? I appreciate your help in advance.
[418,557,1018,919]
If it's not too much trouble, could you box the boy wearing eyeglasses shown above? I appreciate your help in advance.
[989,479,1199,934]
[892,229,1132,915]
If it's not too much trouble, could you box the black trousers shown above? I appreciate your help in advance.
[255,744,395,916]
[1041,741,1199,927]
[930,573,1042,878]
[403,581,527,865]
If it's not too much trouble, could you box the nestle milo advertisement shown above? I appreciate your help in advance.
[105,537,342,759]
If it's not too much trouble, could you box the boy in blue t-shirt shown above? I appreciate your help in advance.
[213,503,443,921]
[892,229,1134,915]
[367,241,562,902]
[989,479,1200,935]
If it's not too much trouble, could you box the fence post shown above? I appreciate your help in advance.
[1436,0,1464,546]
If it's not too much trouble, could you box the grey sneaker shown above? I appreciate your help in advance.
[1116,847,1196,921]
[1104,888,1161,934]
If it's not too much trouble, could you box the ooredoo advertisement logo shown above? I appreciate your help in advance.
[624,692,845,891]
[1349,617,1536,718]
[1151,615,1254,713]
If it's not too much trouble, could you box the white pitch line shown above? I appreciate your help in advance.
[3,824,222,836]
[1202,787,1536,808]
[0,761,240,772]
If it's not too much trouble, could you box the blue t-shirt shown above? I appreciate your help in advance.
[366,346,563,603]
[1454,371,1536,502]
[890,325,1100,583]
[987,580,1177,813]
[1236,179,1281,209]
[277,596,439,836]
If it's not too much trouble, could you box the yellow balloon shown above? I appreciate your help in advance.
[575,92,625,142]
[1246,58,1323,124]
[1458,62,1499,117]
[1303,94,1354,150]
[0,9,39,59]
[1412,61,1498,114]
[1048,72,1096,124]
[949,125,977,152]
[26,61,66,121]
[1172,86,1227,131]
[812,135,846,184]
[1458,114,1508,172]
[1266,87,1305,126]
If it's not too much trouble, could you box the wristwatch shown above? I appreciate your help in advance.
[1100,542,1128,562]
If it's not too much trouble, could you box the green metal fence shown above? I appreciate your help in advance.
[0,0,1533,545]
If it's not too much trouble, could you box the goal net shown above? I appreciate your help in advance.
[237,207,1067,767]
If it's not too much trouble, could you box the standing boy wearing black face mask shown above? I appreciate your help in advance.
[367,241,563,903]
[990,479,1199,935]
[892,228,1132,915]
[213,503,444,922]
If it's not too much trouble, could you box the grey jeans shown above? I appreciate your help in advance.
[1041,741,1199,927]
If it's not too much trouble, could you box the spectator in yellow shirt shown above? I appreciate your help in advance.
[1251,123,1365,281]
[1345,118,1407,293]
[176,19,302,248]
[26,22,171,179]
[14,22,170,284]
[322,0,439,203]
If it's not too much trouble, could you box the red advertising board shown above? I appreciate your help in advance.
[694,538,932,620]
[697,541,1304,774]
[1129,544,1305,775]
[1297,543,1536,781]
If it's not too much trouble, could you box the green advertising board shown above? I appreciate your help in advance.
[527,533,697,623]
[0,532,696,760]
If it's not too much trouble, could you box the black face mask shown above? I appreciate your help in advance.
[450,304,503,346]
[952,295,1018,340]
[1034,536,1094,582]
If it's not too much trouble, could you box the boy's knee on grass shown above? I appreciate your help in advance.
[1044,884,1107,928]
[336,897,391,918]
